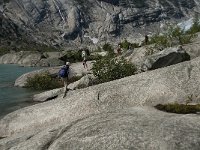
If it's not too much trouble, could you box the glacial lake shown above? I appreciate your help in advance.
[0,64,42,118]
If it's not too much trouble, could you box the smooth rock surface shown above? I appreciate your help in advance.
[33,88,63,102]
[2,56,200,137]
[68,74,96,90]
[183,41,200,59]
[1,107,200,150]
[126,45,159,67]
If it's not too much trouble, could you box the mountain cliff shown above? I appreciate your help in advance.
[1,0,199,50]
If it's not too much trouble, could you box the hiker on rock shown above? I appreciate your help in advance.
[117,44,122,55]
[82,48,89,69]
[145,35,149,45]
[59,62,70,98]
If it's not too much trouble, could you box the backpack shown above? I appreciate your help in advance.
[59,65,69,78]
[86,49,90,56]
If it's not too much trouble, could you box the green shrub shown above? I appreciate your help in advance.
[149,34,169,48]
[93,46,102,52]
[61,50,82,63]
[25,72,62,90]
[92,56,137,83]
[89,54,103,61]
[0,47,10,56]
[187,14,200,35]
[168,26,194,45]
[149,25,195,48]
[61,49,102,62]
[120,39,130,50]
[155,103,200,114]
[120,40,140,50]
[102,43,114,56]
[25,72,83,90]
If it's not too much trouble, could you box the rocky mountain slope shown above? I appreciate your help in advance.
[1,0,200,50]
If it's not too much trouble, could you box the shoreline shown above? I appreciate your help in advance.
[0,64,44,118]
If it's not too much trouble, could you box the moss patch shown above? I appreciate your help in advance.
[155,103,200,114]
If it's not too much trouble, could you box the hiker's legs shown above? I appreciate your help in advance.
[62,78,68,98]
[85,61,88,69]
[83,61,87,69]
[83,61,86,68]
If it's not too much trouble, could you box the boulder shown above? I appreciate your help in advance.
[141,47,190,71]
[126,45,159,67]
[183,41,200,59]
[68,74,96,90]
[2,56,200,137]
[33,88,63,102]
[126,46,190,72]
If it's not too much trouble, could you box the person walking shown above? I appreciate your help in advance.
[82,49,88,69]
[117,44,122,56]
[145,35,149,45]
[58,62,70,98]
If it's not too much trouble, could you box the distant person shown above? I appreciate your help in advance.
[177,45,184,52]
[145,35,149,45]
[82,48,89,69]
[117,44,122,55]
[58,62,70,98]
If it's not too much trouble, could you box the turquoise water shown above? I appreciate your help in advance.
[0,64,42,118]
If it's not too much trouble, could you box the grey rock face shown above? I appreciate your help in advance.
[2,56,200,138]
[68,74,96,90]
[141,47,190,71]
[1,0,199,48]
[0,51,43,66]
[126,45,159,68]
[33,88,63,102]
[1,107,200,150]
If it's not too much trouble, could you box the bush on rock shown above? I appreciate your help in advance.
[155,103,200,114]
[92,56,137,83]
[25,72,62,90]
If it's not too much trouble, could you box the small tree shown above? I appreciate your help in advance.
[102,43,114,56]
[92,56,137,83]
[25,72,62,90]
[187,14,200,34]
[120,39,130,50]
